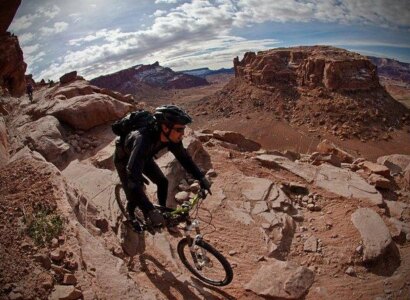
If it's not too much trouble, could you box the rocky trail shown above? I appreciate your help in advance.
[1,5,410,297]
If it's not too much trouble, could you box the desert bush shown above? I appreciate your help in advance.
[24,208,63,246]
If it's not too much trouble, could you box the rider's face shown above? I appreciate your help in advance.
[163,124,185,143]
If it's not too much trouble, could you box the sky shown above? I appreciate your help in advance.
[8,0,410,82]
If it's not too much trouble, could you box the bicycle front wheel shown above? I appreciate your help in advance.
[115,184,129,220]
[177,238,233,286]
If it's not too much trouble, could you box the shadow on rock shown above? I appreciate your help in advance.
[365,242,401,276]
[138,254,203,300]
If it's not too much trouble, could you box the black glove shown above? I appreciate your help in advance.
[199,177,212,195]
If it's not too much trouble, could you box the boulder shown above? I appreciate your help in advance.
[75,223,153,299]
[48,94,133,130]
[49,285,82,300]
[213,130,261,152]
[351,208,393,262]
[240,176,273,201]
[0,116,9,167]
[358,161,391,177]
[377,154,410,174]
[18,115,71,165]
[315,164,383,206]
[316,139,354,163]
[59,71,78,84]
[367,173,393,190]
[53,80,94,99]
[255,154,317,183]
[245,260,314,299]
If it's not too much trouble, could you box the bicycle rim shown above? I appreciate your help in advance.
[177,238,233,286]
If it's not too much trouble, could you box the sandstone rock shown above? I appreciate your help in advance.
[316,139,354,163]
[240,176,273,201]
[315,164,383,207]
[359,161,391,177]
[33,253,51,270]
[252,201,269,215]
[50,249,66,262]
[0,116,9,167]
[213,130,261,152]
[59,71,78,84]
[256,154,317,183]
[367,173,393,190]
[49,285,82,300]
[62,274,77,285]
[304,236,318,252]
[0,33,26,97]
[75,223,153,299]
[18,115,70,165]
[351,208,393,262]
[49,94,132,130]
[377,154,410,174]
[283,150,300,161]
[245,260,314,299]
[53,80,94,99]
[175,191,189,202]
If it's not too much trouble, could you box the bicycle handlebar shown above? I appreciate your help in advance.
[169,189,208,216]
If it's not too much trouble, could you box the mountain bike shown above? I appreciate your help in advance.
[115,183,233,286]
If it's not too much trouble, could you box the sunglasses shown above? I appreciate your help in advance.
[172,126,185,133]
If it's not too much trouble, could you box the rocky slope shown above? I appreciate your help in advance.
[1,91,410,299]
[195,46,410,141]
[0,0,27,97]
[90,61,209,96]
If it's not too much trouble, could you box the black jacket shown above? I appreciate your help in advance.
[121,128,204,184]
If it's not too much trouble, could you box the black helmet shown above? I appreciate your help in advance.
[154,105,192,126]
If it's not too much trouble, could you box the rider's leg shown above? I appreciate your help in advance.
[143,159,168,207]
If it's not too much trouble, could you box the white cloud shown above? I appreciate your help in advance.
[155,0,179,4]
[31,0,410,80]
[234,0,410,28]
[40,5,61,19]
[153,10,167,17]
[19,32,35,45]
[40,22,69,36]
[10,14,39,32]
[22,44,40,55]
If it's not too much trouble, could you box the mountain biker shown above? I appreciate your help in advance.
[26,83,33,102]
[113,105,211,231]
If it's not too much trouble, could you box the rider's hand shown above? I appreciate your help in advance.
[199,177,212,195]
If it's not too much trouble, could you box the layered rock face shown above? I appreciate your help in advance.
[234,46,379,91]
[90,61,209,95]
[198,46,409,140]
[0,0,26,97]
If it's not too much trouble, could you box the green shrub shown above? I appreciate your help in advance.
[25,209,64,246]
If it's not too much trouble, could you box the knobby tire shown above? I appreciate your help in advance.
[177,238,233,286]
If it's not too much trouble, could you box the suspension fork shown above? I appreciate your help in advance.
[183,219,206,269]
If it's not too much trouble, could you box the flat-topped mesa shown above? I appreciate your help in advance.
[233,46,380,91]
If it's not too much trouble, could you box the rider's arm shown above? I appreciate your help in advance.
[169,142,204,180]
[125,131,150,184]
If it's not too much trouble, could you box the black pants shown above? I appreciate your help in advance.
[114,143,168,218]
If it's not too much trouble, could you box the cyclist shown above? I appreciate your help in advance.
[26,83,33,102]
[114,105,211,231]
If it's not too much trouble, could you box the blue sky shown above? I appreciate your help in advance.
[9,0,410,81]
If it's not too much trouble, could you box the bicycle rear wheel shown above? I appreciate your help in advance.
[177,238,233,286]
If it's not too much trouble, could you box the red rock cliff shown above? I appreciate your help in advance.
[234,46,379,91]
